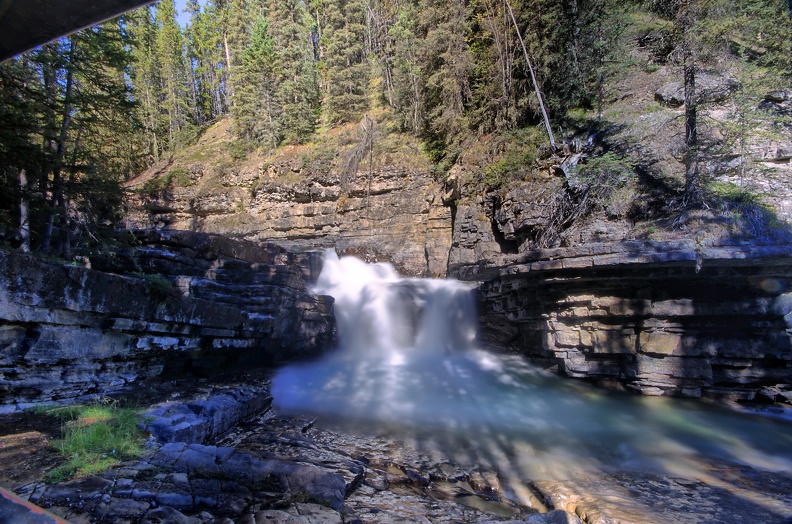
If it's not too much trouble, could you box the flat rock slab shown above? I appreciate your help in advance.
[533,468,792,524]
[26,441,345,522]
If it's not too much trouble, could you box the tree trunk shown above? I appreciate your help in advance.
[43,38,75,254]
[683,63,699,202]
[223,31,234,105]
[681,0,701,206]
[18,168,30,253]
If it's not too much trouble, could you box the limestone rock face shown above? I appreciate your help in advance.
[453,241,792,401]
[126,165,452,278]
[0,231,334,407]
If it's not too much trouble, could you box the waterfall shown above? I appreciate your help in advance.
[273,250,490,423]
[311,250,477,356]
[271,251,792,481]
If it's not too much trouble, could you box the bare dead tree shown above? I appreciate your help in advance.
[18,168,30,253]
[505,0,556,150]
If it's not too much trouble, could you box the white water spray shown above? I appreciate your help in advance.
[311,250,477,356]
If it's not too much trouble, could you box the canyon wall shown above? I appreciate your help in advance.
[451,240,792,402]
[0,231,333,407]
[125,160,452,278]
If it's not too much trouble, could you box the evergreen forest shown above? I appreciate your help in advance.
[1,0,791,258]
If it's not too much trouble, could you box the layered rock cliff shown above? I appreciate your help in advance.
[451,241,792,402]
[0,230,333,407]
[123,122,452,278]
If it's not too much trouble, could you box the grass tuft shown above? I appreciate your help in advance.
[36,401,145,484]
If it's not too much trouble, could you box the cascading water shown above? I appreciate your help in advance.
[272,251,792,484]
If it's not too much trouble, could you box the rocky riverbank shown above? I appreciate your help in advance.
[7,377,791,524]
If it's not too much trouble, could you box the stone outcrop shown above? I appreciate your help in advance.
[140,386,273,445]
[0,231,334,407]
[654,72,740,107]
[452,240,792,401]
[125,156,452,277]
[27,444,347,521]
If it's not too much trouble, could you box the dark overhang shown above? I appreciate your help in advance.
[0,0,157,62]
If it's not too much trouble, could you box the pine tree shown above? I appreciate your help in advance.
[268,0,320,144]
[321,0,370,124]
[232,15,279,148]
[128,5,165,164]
[468,0,522,133]
[0,57,42,252]
[0,19,138,256]
[420,0,474,142]
[678,0,701,206]
[155,0,192,152]
[514,0,620,116]
[186,0,233,122]
[386,0,425,134]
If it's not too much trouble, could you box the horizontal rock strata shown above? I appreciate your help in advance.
[453,240,792,400]
[126,165,453,277]
[0,231,334,407]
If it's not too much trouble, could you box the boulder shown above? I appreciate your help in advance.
[655,73,740,107]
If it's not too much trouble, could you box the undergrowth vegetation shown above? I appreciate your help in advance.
[483,128,546,190]
[140,166,193,197]
[708,182,792,242]
[538,152,638,247]
[35,400,145,483]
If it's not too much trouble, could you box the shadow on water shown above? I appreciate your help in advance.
[271,251,792,520]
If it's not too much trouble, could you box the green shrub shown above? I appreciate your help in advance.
[169,166,192,187]
[570,151,636,192]
[301,148,337,177]
[227,139,250,161]
[484,127,544,190]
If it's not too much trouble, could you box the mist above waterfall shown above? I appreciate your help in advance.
[271,251,792,483]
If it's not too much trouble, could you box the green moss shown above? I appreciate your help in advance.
[132,272,177,299]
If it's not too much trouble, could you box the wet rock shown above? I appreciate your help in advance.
[526,510,583,524]
[37,476,113,505]
[252,503,342,524]
[140,505,203,524]
[92,497,152,521]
